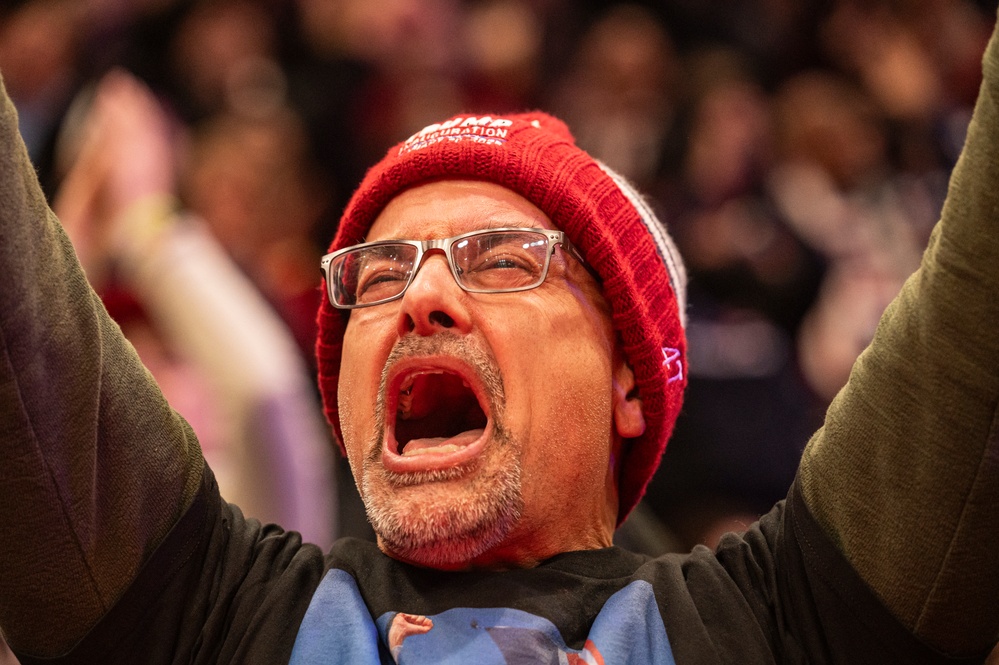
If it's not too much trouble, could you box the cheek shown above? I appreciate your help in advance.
[336,344,363,461]
[536,294,616,399]
[338,314,393,456]
[498,297,616,466]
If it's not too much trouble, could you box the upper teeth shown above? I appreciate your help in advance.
[398,369,447,418]
[399,391,412,419]
[400,369,443,392]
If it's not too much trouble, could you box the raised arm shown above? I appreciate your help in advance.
[0,73,204,654]
[796,10,999,657]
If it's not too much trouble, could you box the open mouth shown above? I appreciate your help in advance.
[390,367,489,458]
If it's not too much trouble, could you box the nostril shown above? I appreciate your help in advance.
[429,311,455,328]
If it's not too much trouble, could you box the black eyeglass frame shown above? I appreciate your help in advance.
[320,227,597,310]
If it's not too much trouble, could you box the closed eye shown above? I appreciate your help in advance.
[474,255,533,271]
[357,267,409,300]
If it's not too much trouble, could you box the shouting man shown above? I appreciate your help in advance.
[2,15,999,665]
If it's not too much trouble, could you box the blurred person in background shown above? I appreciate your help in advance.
[181,106,330,367]
[286,0,470,244]
[291,0,465,174]
[0,0,84,198]
[549,3,679,190]
[646,47,826,550]
[820,0,992,167]
[459,0,546,114]
[165,0,289,123]
[768,71,934,401]
[53,71,337,548]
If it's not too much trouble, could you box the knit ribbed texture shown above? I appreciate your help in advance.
[317,112,687,523]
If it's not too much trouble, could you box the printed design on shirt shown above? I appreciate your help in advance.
[289,569,384,665]
[399,116,513,155]
[379,607,606,664]
[290,569,676,664]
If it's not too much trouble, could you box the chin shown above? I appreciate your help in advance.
[361,447,524,569]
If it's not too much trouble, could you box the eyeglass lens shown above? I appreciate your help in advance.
[334,243,419,307]
[330,230,553,307]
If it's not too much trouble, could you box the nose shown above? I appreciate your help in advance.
[396,250,473,337]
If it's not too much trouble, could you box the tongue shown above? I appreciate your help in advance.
[401,428,484,456]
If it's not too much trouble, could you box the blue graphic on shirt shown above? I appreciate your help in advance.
[290,568,676,664]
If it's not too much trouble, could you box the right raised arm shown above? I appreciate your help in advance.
[0,73,204,655]
[795,11,999,657]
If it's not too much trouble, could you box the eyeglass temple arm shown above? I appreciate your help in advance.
[558,239,602,284]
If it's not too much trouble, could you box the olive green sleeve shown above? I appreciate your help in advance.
[797,12,999,657]
[0,76,204,654]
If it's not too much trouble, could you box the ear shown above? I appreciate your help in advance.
[612,353,645,439]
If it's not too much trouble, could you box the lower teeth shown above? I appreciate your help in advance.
[403,443,462,456]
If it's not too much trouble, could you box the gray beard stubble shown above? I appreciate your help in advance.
[360,332,525,566]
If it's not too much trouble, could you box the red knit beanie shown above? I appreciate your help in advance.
[316,112,687,525]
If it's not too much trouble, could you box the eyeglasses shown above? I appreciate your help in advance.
[321,227,594,309]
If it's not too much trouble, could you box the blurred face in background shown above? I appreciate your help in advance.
[183,110,325,264]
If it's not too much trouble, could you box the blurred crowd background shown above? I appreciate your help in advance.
[2,0,997,564]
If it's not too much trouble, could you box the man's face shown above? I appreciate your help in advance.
[338,180,642,570]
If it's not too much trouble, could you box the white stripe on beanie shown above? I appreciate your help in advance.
[597,161,688,328]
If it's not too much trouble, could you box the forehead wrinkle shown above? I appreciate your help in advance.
[365,182,557,243]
